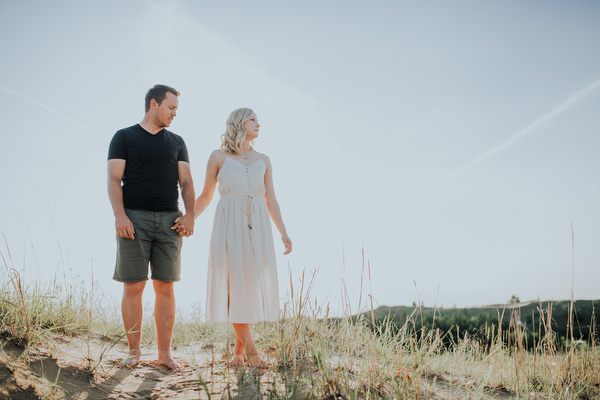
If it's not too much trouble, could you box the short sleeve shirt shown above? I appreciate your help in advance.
[108,124,189,211]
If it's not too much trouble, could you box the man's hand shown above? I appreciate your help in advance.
[172,213,195,237]
[116,214,135,239]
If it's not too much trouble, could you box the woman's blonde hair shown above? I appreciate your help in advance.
[221,107,255,154]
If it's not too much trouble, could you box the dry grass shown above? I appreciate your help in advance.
[172,269,599,399]
[1,247,599,399]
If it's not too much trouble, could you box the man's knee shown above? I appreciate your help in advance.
[153,280,175,298]
[123,281,146,299]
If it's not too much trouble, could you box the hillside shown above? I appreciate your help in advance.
[362,299,600,345]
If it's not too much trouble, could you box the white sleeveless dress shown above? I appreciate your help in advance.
[205,154,280,323]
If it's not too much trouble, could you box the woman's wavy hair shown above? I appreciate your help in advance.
[221,107,255,154]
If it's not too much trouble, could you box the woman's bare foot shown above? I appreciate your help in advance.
[229,354,245,367]
[156,355,182,370]
[248,354,270,369]
[120,355,141,368]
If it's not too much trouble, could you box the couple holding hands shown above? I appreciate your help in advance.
[107,84,291,370]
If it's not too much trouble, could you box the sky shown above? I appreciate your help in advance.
[0,0,599,318]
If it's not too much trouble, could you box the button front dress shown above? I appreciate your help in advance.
[205,154,280,323]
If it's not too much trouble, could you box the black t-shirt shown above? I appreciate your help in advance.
[108,124,190,212]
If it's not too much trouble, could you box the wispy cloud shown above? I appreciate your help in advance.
[442,76,600,184]
[0,84,96,133]
[352,96,459,161]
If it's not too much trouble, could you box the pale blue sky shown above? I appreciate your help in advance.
[1,1,599,316]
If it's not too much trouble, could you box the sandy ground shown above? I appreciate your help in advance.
[0,332,528,400]
[0,332,280,399]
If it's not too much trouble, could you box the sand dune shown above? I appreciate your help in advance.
[0,332,275,399]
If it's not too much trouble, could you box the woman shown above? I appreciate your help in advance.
[193,107,292,368]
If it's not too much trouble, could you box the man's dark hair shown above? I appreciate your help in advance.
[145,84,180,112]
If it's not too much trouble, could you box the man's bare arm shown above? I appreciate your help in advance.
[107,159,135,239]
[171,161,196,237]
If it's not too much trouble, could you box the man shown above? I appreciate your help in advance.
[107,84,195,370]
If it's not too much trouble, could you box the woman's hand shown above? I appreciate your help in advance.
[282,234,292,255]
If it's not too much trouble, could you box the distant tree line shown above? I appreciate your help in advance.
[359,300,599,350]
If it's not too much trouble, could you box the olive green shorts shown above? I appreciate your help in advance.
[113,209,183,283]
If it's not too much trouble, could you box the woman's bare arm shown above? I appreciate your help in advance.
[263,155,292,254]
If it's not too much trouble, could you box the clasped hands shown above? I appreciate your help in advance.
[171,214,195,237]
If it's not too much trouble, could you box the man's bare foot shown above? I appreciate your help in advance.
[156,355,182,371]
[229,354,245,367]
[248,354,269,369]
[119,355,141,368]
